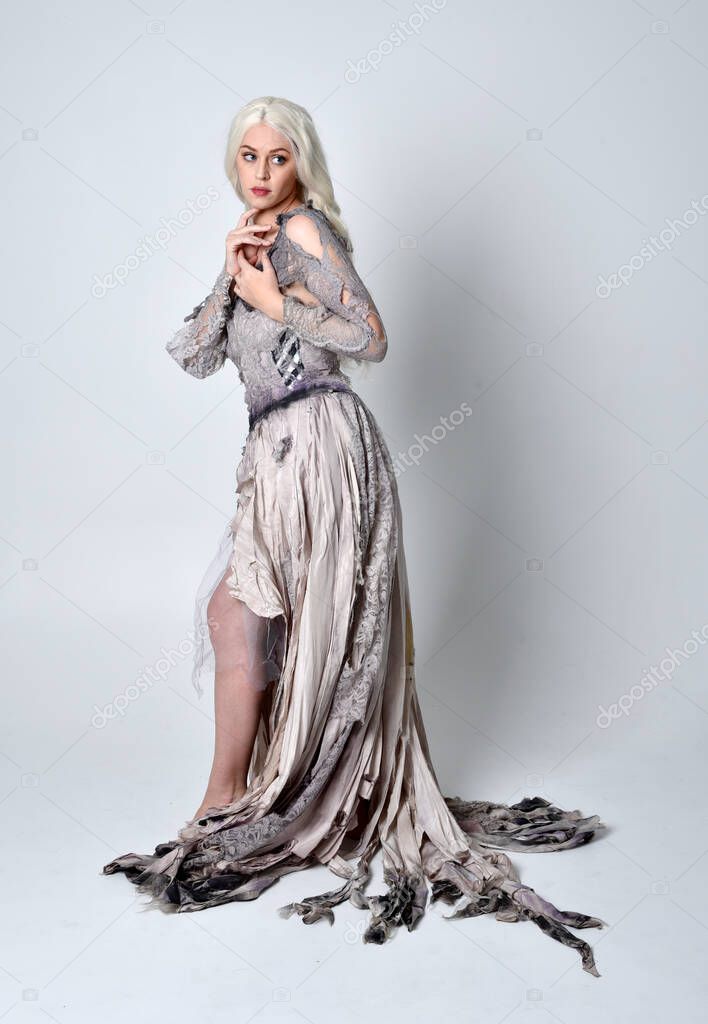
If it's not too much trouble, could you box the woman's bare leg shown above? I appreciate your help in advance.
[192,574,276,821]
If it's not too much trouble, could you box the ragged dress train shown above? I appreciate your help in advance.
[102,200,608,976]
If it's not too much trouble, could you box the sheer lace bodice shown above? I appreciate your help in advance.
[165,199,387,417]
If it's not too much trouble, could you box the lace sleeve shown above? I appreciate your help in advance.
[279,212,387,363]
[165,263,233,378]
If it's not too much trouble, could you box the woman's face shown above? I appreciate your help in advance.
[236,123,302,214]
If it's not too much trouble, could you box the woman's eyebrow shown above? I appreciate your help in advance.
[239,145,290,153]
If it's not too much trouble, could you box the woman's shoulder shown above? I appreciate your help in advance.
[277,200,342,236]
[269,202,322,282]
[275,198,318,226]
[273,202,334,265]
[276,201,349,256]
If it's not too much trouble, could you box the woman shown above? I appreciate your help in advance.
[103,97,607,974]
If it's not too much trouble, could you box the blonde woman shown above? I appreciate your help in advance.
[103,96,607,973]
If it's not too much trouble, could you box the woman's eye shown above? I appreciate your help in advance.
[241,153,287,164]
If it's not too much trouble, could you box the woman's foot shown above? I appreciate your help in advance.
[192,782,248,823]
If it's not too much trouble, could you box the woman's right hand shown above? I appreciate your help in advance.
[225,208,274,277]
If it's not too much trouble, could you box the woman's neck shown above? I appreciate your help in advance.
[253,194,304,225]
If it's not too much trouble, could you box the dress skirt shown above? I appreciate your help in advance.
[103,387,608,975]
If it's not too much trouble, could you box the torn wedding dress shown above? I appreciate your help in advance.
[103,200,607,975]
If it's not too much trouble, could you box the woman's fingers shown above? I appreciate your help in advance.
[226,225,274,250]
[237,206,258,226]
[239,234,272,245]
[226,213,276,274]
[239,222,272,234]
[227,224,272,241]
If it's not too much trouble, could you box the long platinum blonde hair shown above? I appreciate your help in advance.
[224,96,353,252]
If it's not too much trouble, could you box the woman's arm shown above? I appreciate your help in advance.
[165,263,234,378]
[276,212,387,362]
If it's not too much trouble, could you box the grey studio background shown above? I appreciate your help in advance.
[3,0,707,1021]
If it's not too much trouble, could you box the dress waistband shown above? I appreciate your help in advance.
[247,380,354,432]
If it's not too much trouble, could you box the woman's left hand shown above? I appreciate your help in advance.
[231,248,283,321]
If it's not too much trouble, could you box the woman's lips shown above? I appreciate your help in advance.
[251,188,270,196]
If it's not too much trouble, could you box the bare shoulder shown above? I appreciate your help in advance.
[282,209,326,260]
